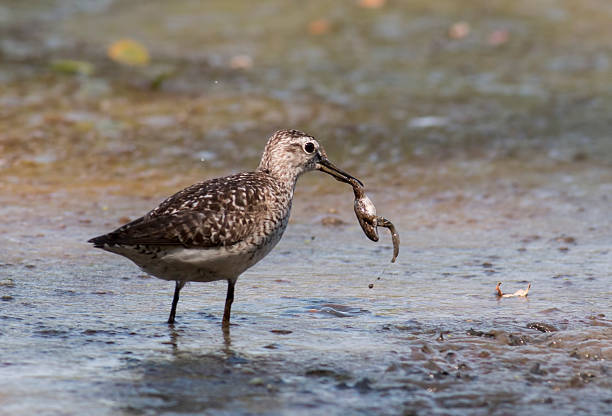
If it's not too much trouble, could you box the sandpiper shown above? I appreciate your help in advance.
[89,129,362,327]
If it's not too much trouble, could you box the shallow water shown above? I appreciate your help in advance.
[1,180,611,415]
[1,0,612,415]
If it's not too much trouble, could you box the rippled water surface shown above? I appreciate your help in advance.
[1,1,611,415]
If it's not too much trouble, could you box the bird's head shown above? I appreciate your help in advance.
[258,129,362,186]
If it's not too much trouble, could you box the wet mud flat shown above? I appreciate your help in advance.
[1,172,611,416]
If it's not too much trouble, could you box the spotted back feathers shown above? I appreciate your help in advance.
[89,130,329,249]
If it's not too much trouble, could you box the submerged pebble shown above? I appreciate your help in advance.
[0,278,15,287]
[527,322,559,333]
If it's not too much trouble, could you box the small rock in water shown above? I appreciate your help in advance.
[353,377,372,393]
[321,216,345,226]
[527,322,558,333]
[248,377,264,386]
[529,362,548,375]
[467,328,495,338]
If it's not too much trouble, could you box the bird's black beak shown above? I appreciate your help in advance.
[316,157,363,187]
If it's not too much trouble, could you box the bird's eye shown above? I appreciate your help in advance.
[304,142,315,154]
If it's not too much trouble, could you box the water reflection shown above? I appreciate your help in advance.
[166,323,234,355]
[117,351,278,414]
[164,325,182,354]
[0,234,610,415]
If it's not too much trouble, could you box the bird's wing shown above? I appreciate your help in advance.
[89,210,259,248]
[149,173,274,217]
[89,172,278,248]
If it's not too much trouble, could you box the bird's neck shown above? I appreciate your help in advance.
[256,164,302,192]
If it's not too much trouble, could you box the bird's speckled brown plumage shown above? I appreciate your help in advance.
[91,172,290,249]
[88,129,360,326]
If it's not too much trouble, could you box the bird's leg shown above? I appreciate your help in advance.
[168,280,186,325]
[222,279,235,328]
